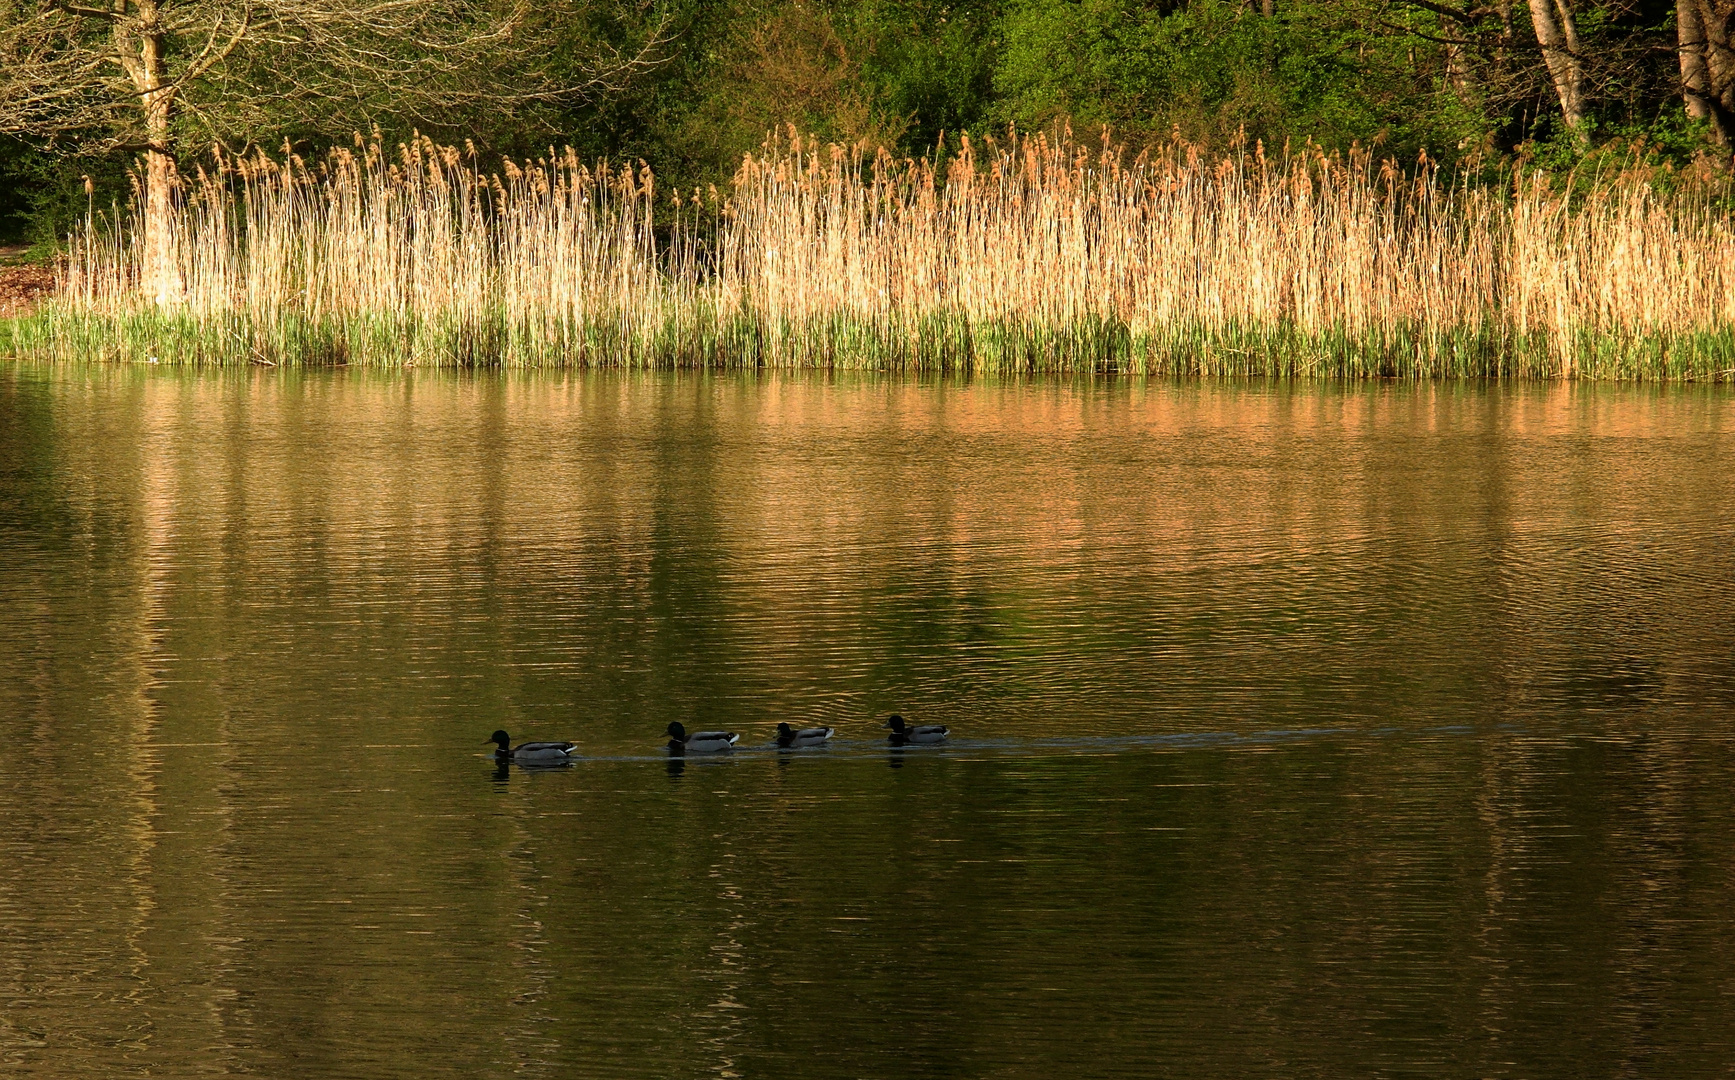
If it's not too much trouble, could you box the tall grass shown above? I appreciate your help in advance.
[8,130,1735,378]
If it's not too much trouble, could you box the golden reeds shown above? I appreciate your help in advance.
[10,130,1735,378]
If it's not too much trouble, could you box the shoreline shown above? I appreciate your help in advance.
[5,334,1734,383]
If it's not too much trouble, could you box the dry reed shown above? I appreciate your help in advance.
[7,130,1735,378]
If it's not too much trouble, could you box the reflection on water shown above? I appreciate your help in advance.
[1,365,1733,1078]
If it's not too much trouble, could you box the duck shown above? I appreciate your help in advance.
[773,722,835,748]
[883,714,948,745]
[666,721,739,753]
[487,730,578,763]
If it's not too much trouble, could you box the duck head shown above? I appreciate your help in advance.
[666,721,687,740]
[881,714,907,733]
[486,730,512,752]
[776,722,794,736]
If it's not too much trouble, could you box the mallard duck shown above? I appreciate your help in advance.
[883,714,948,745]
[487,730,578,763]
[667,721,739,753]
[773,722,835,748]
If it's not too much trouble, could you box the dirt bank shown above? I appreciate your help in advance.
[0,248,55,317]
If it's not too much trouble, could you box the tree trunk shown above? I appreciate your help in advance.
[1445,41,1476,103]
[1680,0,1735,144]
[142,101,181,308]
[118,0,183,306]
[1528,0,1588,139]
[1680,0,1714,120]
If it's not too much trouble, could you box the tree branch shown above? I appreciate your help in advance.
[49,1,120,22]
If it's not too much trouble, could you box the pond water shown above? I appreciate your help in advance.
[2,364,1733,1079]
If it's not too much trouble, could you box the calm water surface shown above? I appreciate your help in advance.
[2,365,1733,1078]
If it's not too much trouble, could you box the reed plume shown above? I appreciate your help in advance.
[9,129,1735,379]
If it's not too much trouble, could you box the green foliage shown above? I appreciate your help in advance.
[840,1,1002,148]
[590,0,964,196]
[0,136,31,246]
[0,137,130,253]
[991,0,1488,158]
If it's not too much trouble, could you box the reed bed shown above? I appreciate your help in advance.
[7,131,1735,378]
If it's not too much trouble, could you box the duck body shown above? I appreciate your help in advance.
[487,730,578,763]
[883,714,948,745]
[667,721,739,753]
[774,723,835,748]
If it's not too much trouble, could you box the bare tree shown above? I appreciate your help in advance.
[0,0,668,303]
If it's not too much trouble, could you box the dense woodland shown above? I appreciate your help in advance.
[2,0,1733,250]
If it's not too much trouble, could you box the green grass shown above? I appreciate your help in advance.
[11,304,1732,380]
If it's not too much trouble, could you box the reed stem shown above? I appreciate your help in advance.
[7,131,1733,379]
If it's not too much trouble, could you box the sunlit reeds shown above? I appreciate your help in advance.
[8,130,1735,378]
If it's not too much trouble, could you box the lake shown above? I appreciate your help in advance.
[2,364,1733,1078]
